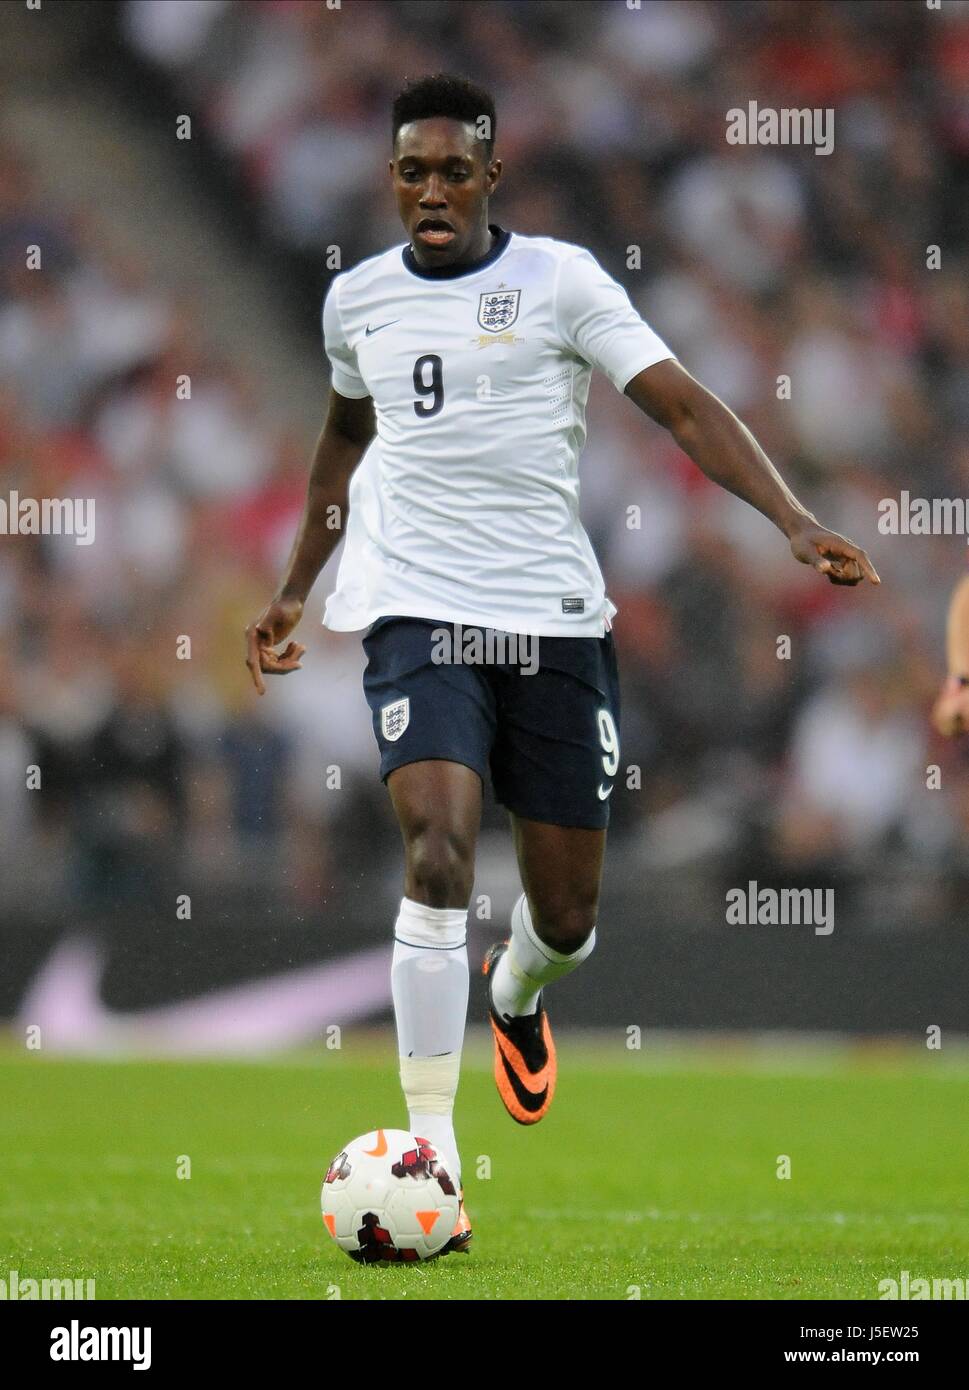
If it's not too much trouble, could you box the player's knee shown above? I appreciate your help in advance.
[406,826,474,908]
[530,900,597,955]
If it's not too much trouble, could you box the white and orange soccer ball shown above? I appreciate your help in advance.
[321,1129,460,1263]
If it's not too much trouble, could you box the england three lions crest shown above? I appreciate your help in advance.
[478,289,521,333]
[380,697,410,742]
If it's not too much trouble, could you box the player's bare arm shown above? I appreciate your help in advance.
[932,574,969,736]
[625,359,880,588]
[245,388,375,694]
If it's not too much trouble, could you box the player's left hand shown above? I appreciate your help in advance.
[245,595,306,695]
[788,521,880,586]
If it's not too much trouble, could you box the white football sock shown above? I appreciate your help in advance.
[392,897,468,1185]
[407,1090,462,1189]
[490,892,596,1020]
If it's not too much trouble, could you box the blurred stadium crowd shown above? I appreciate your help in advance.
[3,0,969,923]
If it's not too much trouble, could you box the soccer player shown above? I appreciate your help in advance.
[932,574,969,735]
[245,73,879,1254]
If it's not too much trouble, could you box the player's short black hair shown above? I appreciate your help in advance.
[392,73,496,160]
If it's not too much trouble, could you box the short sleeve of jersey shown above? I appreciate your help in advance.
[321,277,370,399]
[556,249,674,393]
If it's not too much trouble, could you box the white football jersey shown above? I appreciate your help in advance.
[321,226,673,637]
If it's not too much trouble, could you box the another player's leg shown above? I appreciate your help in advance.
[387,758,481,1250]
[484,818,604,1124]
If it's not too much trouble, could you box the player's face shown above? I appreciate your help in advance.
[391,117,500,267]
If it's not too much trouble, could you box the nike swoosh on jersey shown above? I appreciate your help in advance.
[597,783,614,800]
[365,319,400,336]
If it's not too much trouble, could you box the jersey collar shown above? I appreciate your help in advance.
[401,224,511,280]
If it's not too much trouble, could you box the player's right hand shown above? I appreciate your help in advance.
[245,595,305,695]
[932,676,969,737]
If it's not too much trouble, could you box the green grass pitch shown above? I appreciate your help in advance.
[2,1038,967,1300]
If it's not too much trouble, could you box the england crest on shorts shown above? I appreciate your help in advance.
[380,697,410,742]
[478,289,521,333]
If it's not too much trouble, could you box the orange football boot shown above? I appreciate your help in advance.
[482,941,557,1125]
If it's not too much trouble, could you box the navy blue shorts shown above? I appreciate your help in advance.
[362,617,621,829]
